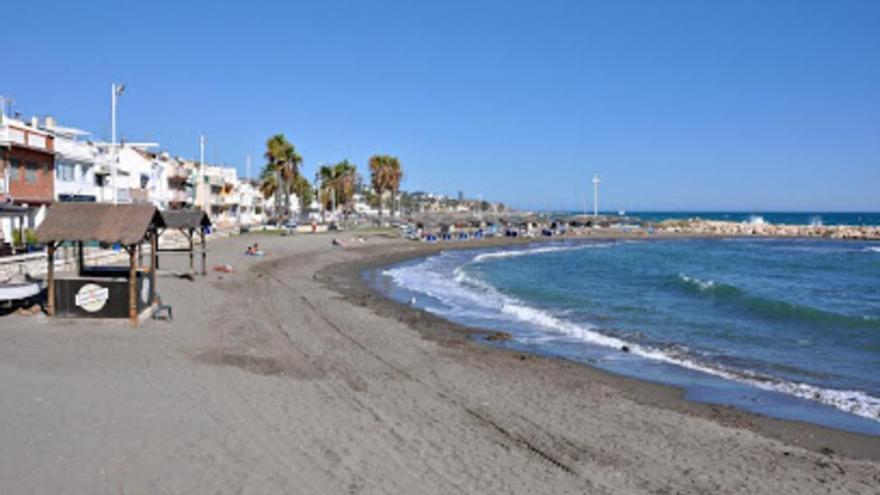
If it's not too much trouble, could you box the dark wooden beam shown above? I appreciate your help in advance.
[47,242,56,316]
[199,228,206,276]
[76,241,84,276]
[188,228,195,272]
[128,245,137,325]
[150,231,158,305]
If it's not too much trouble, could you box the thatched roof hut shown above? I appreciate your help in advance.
[34,203,165,324]
[160,208,211,230]
[158,208,211,275]
[36,203,165,245]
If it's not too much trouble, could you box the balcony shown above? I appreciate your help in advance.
[167,165,191,182]
[116,188,150,203]
[168,190,191,204]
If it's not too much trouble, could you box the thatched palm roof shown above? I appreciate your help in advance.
[161,208,211,230]
[35,203,165,245]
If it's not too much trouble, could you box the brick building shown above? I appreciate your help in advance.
[0,116,55,233]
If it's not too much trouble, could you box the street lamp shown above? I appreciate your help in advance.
[111,83,125,205]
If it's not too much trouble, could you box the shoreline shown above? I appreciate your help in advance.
[319,233,880,460]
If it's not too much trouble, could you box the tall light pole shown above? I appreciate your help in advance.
[592,173,600,217]
[199,134,206,210]
[111,83,125,204]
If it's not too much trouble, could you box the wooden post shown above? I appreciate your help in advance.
[188,228,194,272]
[200,228,206,276]
[150,231,158,305]
[47,242,56,316]
[76,241,84,276]
[128,245,137,325]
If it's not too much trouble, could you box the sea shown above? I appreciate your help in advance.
[367,228,880,435]
[602,211,880,227]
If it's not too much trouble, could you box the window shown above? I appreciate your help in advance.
[57,162,75,182]
[140,174,149,189]
[25,162,39,183]
[9,159,21,182]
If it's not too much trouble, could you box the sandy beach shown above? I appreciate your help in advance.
[1,231,878,494]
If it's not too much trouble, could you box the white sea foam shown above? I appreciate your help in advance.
[383,250,880,422]
[864,246,880,253]
[678,273,715,291]
[471,243,612,263]
[747,215,767,225]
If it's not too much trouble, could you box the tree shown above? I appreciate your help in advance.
[292,174,313,211]
[368,155,388,218]
[319,160,358,212]
[386,157,403,217]
[368,154,403,218]
[260,134,303,221]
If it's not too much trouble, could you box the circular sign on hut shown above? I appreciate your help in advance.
[75,283,110,313]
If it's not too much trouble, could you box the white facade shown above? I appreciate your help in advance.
[114,145,156,205]
[53,133,112,203]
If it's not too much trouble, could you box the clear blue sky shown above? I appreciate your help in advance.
[3,0,878,211]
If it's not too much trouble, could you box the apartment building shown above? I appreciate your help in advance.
[0,115,55,230]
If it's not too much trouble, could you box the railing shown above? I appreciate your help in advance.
[115,188,150,203]
[167,165,191,180]
[168,190,190,203]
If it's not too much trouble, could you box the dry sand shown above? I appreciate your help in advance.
[0,231,878,494]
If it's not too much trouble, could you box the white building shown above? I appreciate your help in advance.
[113,145,158,205]
[163,156,196,210]
[236,180,265,226]
[51,122,113,203]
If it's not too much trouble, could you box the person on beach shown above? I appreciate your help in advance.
[245,243,264,256]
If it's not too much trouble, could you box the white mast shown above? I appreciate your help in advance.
[592,173,600,217]
[111,83,125,204]
[198,134,206,210]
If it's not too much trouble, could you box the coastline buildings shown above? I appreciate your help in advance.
[0,99,499,244]
[0,115,56,235]
[0,103,271,242]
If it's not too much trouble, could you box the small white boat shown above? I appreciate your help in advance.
[0,279,42,304]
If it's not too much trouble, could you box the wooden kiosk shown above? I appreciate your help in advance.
[157,209,211,276]
[35,203,165,325]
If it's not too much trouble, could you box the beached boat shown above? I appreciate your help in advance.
[0,280,42,305]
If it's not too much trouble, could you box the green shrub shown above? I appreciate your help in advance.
[11,228,37,246]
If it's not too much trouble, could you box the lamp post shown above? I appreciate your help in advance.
[592,173,601,217]
[199,134,206,210]
[111,83,125,204]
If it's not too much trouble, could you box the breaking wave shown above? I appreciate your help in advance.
[471,243,612,263]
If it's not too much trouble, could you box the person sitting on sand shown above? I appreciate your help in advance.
[245,243,265,256]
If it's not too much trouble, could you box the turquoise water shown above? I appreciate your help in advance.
[368,238,880,435]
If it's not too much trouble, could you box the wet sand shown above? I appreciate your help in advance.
[0,231,877,494]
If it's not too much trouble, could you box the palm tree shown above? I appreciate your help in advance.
[319,160,358,212]
[261,134,303,221]
[368,155,387,218]
[385,157,403,217]
[368,154,403,219]
[292,174,313,212]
